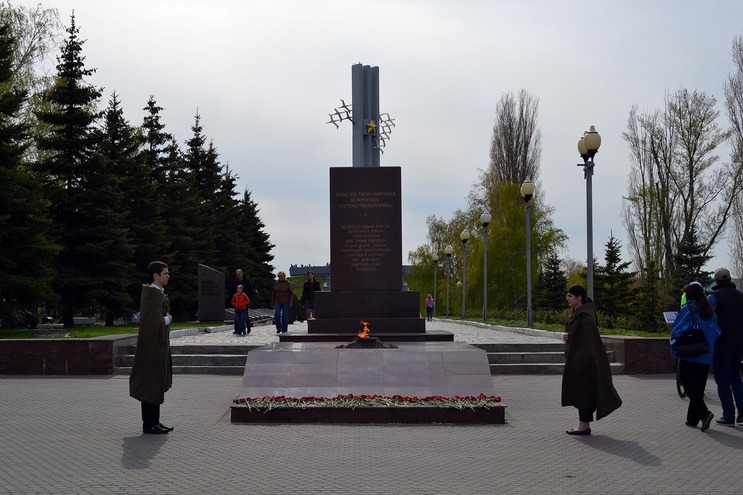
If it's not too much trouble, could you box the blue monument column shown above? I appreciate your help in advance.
[351,64,380,167]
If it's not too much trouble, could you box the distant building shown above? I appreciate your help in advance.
[288,264,331,277]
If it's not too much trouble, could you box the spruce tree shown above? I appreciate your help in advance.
[213,164,242,276]
[157,137,203,320]
[34,14,103,327]
[671,227,713,295]
[155,113,221,319]
[0,22,57,326]
[93,92,142,325]
[533,250,567,311]
[593,234,636,327]
[138,94,172,271]
[235,188,275,307]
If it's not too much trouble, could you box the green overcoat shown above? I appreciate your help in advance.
[129,285,172,405]
[561,302,622,420]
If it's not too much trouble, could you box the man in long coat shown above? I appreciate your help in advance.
[129,261,173,434]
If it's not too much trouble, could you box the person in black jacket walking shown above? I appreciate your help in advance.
[301,271,321,320]
[707,268,743,426]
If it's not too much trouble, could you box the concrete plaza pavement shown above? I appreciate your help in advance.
[1,320,742,494]
[169,316,564,347]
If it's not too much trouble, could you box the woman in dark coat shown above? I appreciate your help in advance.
[561,285,622,435]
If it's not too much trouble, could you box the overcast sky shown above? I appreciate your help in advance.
[19,0,743,276]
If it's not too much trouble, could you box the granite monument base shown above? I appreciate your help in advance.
[230,341,503,424]
[308,290,425,333]
[279,330,454,343]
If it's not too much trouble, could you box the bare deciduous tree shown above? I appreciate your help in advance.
[622,106,670,273]
[622,87,741,284]
[485,89,541,187]
[667,88,733,254]
[724,34,743,278]
[0,2,61,91]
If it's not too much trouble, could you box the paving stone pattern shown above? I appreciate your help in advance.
[1,319,742,494]
[172,318,563,347]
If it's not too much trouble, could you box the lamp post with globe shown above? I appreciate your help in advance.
[520,178,535,327]
[460,229,470,319]
[445,245,453,317]
[432,253,439,318]
[480,213,491,321]
[577,125,601,299]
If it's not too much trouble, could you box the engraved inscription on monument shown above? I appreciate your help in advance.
[337,190,395,274]
[329,167,402,291]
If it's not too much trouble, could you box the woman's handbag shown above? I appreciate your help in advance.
[674,310,709,357]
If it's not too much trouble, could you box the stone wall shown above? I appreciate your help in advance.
[0,331,676,375]
[0,335,137,375]
[601,336,675,374]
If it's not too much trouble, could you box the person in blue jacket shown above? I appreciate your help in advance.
[670,281,721,431]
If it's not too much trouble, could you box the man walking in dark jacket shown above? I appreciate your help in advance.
[707,268,743,426]
[301,271,321,320]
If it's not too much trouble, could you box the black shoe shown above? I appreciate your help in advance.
[157,422,174,432]
[715,418,735,427]
[247,329,251,334]
[143,424,169,434]
[737,412,743,425]
[685,421,698,428]
[701,412,714,432]
[566,428,591,436]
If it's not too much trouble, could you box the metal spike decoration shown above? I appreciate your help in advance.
[326,99,353,128]
[326,99,395,151]
[376,112,396,151]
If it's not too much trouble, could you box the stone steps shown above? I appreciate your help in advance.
[114,343,623,376]
[114,344,257,376]
[470,343,622,374]
[487,362,624,375]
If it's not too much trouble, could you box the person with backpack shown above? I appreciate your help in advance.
[671,281,721,431]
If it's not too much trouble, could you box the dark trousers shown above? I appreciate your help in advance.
[578,408,594,423]
[274,302,289,332]
[712,345,743,422]
[234,309,246,333]
[141,402,160,429]
[679,359,710,425]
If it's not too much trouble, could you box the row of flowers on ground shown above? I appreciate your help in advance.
[233,393,503,411]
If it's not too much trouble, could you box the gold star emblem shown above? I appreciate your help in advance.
[366,119,377,135]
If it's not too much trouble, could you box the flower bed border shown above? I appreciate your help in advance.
[231,405,505,424]
[231,394,505,424]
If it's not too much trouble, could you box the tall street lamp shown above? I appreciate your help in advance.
[460,229,470,320]
[445,245,453,317]
[577,125,601,300]
[432,253,438,318]
[520,178,535,327]
[480,213,491,322]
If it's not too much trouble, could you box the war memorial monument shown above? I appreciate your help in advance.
[231,64,502,423]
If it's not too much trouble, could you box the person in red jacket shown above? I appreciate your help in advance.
[231,285,250,335]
